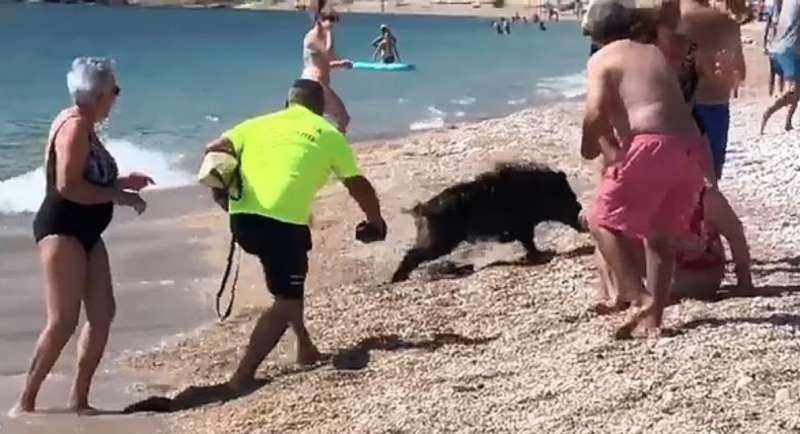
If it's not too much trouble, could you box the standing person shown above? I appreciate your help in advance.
[372,24,401,63]
[371,24,398,49]
[302,1,353,134]
[681,0,746,179]
[504,16,512,33]
[11,57,151,416]
[761,0,799,132]
[203,79,387,393]
[582,0,714,338]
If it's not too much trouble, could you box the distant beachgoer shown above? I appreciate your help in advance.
[765,0,786,95]
[760,0,799,133]
[203,79,386,394]
[372,24,400,63]
[498,17,511,34]
[533,13,541,23]
[11,57,151,416]
[540,21,547,30]
[523,16,529,23]
[681,0,746,179]
[549,7,560,21]
[582,0,715,338]
[302,1,353,133]
[492,20,503,34]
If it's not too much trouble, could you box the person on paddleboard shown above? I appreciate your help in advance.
[371,24,401,64]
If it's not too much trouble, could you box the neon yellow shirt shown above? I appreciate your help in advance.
[223,105,360,225]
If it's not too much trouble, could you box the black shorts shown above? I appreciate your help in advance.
[230,214,312,299]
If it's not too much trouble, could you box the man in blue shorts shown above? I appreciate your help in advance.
[761,0,800,133]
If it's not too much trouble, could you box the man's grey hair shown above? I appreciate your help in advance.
[66,57,116,105]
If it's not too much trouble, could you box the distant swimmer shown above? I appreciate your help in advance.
[497,17,510,34]
[492,20,503,34]
[539,21,547,31]
[372,24,400,64]
[302,0,352,133]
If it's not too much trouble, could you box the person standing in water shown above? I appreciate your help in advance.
[372,24,401,63]
[11,57,151,416]
[302,0,353,134]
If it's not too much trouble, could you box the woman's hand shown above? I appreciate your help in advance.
[113,190,147,215]
[117,172,155,192]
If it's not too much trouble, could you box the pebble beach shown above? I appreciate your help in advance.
[122,25,800,431]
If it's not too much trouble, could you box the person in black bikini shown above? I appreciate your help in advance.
[11,57,152,417]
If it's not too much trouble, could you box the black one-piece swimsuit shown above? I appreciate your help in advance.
[33,115,119,252]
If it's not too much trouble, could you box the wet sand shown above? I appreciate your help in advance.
[0,187,222,434]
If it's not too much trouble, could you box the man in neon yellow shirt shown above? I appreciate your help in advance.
[204,79,386,393]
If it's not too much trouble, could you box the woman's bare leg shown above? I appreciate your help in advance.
[12,237,86,414]
[68,240,116,414]
[703,188,753,290]
[323,84,350,134]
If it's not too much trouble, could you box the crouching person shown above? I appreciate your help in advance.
[203,79,387,392]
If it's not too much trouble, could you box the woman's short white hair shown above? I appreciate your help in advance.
[66,57,116,105]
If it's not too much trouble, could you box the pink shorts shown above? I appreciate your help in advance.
[588,134,707,239]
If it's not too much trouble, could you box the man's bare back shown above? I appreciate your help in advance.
[583,39,700,159]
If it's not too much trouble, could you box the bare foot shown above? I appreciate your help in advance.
[225,376,254,395]
[613,306,664,340]
[72,405,101,416]
[8,403,33,418]
[760,113,769,135]
[589,299,631,315]
[296,344,322,366]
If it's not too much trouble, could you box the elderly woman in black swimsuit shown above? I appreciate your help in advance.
[11,57,152,416]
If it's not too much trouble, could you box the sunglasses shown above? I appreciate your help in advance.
[113,85,121,96]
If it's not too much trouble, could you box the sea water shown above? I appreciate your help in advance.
[0,2,587,213]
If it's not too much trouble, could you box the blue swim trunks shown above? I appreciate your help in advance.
[693,103,730,179]
[770,50,800,81]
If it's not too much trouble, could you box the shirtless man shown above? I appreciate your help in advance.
[681,0,746,179]
[302,0,353,133]
[582,0,715,338]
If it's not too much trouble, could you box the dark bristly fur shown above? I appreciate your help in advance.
[391,162,584,283]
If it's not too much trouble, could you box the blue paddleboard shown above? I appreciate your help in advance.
[352,62,416,72]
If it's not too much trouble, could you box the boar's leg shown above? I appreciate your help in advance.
[391,238,461,283]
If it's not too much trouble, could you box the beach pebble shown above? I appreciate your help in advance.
[736,375,754,390]
[775,388,792,403]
